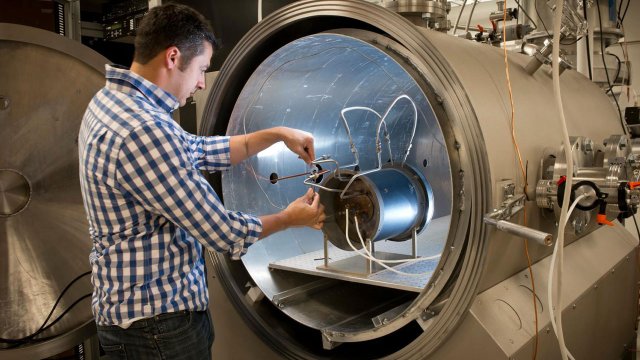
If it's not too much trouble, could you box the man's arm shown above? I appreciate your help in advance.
[229,126,315,165]
[259,189,324,238]
[185,134,231,171]
[117,123,261,259]
[116,123,324,259]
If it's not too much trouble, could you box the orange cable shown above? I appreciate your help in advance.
[503,4,538,359]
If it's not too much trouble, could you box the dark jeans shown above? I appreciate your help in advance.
[97,309,214,360]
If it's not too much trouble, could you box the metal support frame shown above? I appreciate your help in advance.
[319,226,422,276]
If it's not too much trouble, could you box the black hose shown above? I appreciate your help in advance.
[0,271,91,345]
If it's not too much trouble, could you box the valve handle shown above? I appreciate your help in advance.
[628,181,640,190]
[597,199,614,226]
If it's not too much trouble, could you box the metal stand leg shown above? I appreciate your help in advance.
[323,234,329,267]
[366,240,373,274]
[412,228,418,259]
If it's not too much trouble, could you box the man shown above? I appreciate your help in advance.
[78,3,325,359]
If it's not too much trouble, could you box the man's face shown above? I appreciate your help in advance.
[174,41,213,106]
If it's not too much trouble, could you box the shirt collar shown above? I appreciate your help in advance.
[105,64,180,113]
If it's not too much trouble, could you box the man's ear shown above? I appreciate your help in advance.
[165,46,181,70]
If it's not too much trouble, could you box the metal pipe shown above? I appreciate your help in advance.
[464,0,479,35]
[452,0,467,35]
[483,216,553,246]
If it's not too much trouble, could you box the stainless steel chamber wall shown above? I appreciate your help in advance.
[202,1,637,359]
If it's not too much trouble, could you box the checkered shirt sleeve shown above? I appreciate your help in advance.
[116,122,262,259]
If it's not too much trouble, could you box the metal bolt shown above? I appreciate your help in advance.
[583,139,593,152]
[572,304,576,309]
[455,141,461,149]
[546,327,551,334]
[435,95,444,104]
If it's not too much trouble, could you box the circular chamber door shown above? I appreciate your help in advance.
[202,1,490,358]
[0,23,107,354]
[224,31,452,296]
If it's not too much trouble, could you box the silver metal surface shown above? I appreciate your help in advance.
[0,23,107,353]
[484,217,553,246]
[430,224,638,359]
[222,31,453,302]
[269,215,450,292]
[0,169,31,216]
[270,247,433,292]
[382,0,450,30]
[199,0,634,358]
[220,30,455,340]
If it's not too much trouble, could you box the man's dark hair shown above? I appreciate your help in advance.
[134,3,218,71]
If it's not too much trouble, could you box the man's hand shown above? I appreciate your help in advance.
[283,188,325,229]
[229,127,315,165]
[281,128,315,164]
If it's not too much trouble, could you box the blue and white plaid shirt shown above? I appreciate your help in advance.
[79,65,262,326]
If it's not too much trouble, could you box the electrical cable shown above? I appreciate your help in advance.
[503,4,527,198]
[0,271,91,345]
[5,293,93,349]
[514,0,539,30]
[620,0,631,24]
[336,95,418,199]
[605,53,622,95]
[632,210,640,241]
[551,1,577,358]
[503,5,537,358]
[558,37,582,45]
[617,0,623,21]
[595,0,628,135]
[344,209,440,277]
[617,0,625,27]
[583,0,593,80]
[547,194,588,360]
